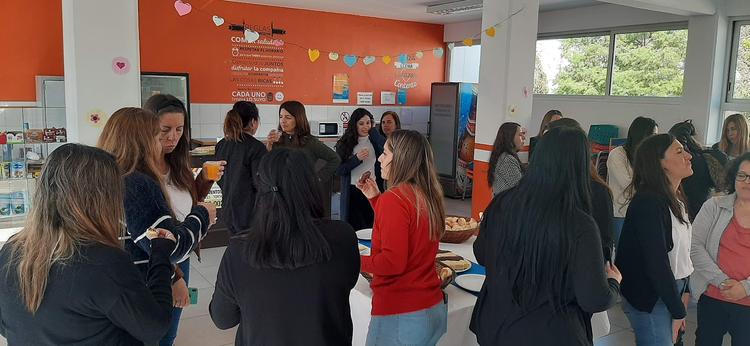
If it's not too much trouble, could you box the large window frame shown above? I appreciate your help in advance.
[724,19,750,108]
[535,22,689,101]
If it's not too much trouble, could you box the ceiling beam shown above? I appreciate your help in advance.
[596,0,716,16]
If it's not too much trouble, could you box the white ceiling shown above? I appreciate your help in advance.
[227,0,603,24]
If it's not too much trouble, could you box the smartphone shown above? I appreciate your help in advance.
[189,287,198,305]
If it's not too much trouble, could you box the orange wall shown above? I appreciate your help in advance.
[0,1,64,102]
[138,1,445,105]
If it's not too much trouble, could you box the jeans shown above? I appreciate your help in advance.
[623,278,687,346]
[613,217,625,248]
[366,302,447,346]
[696,294,750,346]
[159,258,190,346]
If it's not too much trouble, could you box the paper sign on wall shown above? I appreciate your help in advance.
[333,73,350,104]
[381,91,396,105]
[357,92,373,105]
[397,89,407,105]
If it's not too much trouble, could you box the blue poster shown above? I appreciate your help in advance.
[456,83,477,195]
[397,89,407,105]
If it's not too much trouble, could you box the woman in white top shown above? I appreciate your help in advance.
[335,108,386,231]
[607,116,657,245]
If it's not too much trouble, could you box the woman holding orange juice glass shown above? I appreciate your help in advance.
[144,94,225,346]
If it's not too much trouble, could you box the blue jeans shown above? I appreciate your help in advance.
[623,279,687,346]
[366,301,447,346]
[613,217,625,248]
[159,258,190,346]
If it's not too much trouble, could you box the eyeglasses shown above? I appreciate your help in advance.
[736,172,750,183]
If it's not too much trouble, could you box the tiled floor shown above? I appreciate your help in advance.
[0,198,733,345]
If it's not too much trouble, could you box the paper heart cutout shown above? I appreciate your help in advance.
[363,56,376,65]
[415,51,424,59]
[329,52,339,61]
[447,43,455,50]
[116,62,125,69]
[174,0,192,16]
[433,47,444,58]
[244,29,260,43]
[399,54,408,64]
[343,55,358,67]
[308,49,320,62]
[111,57,130,75]
[485,27,496,38]
[382,55,392,65]
[463,38,474,47]
[212,15,224,26]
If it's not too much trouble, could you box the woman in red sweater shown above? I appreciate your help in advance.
[357,129,447,346]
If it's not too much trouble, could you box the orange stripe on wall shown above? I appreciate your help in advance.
[471,161,492,220]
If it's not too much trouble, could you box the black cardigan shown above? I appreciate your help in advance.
[615,191,686,319]
[591,179,615,262]
[335,128,386,226]
[0,239,175,345]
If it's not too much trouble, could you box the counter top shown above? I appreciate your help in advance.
[192,136,340,147]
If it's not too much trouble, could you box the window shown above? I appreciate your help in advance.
[728,21,750,101]
[449,45,482,83]
[535,25,688,97]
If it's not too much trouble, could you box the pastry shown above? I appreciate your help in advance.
[358,171,372,185]
[441,259,472,272]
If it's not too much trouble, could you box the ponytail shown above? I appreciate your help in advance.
[224,110,245,142]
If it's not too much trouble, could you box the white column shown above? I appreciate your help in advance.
[471,0,540,217]
[62,0,141,145]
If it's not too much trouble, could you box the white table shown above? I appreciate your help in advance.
[350,237,481,346]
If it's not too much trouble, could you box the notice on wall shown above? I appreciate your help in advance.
[381,91,396,105]
[397,89,408,105]
[333,73,350,104]
[229,24,287,104]
[357,92,373,105]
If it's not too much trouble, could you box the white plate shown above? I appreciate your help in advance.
[356,228,372,240]
[454,274,485,293]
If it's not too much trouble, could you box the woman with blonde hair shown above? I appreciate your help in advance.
[0,144,177,345]
[357,129,447,345]
[713,113,749,160]
[98,108,216,281]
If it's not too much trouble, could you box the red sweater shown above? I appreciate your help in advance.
[360,186,443,316]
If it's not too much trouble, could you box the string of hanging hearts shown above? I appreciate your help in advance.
[172,0,525,67]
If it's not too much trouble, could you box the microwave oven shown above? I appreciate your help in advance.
[311,121,340,137]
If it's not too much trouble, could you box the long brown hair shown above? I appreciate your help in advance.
[278,101,312,146]
[223,101,259,142]
[537,109,562,137]
[98,108,163,183]
[143,94,195,200]
[488,122,521,187]
[720,113,749,157]
[8,144,124,313]
[386,130,446,240]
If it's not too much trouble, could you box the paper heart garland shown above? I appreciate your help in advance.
[212,15,224,26]
[415,51,424,59]
[329,52,339,61]
[485,27,496,37]
[399,54,408,64]
[363,56,376,65]
[382,56,392,64]
[308,49,320,62]
[244,29,260,43]
[343,55,358,67]
[463,38,474,46]
[174,0,192,16]
[433,48,444,58]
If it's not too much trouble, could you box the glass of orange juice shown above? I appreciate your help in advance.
[203,161,221,181]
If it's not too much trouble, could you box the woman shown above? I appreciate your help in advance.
[356,130,447,345]
[471,126,621,346]
[210,148,359,345]
[0,144,177,345]
[144,94,223,346]
[712,113,749,160]
[488,122,524,196]
[608,116,658,244]
[215,101,267,235]
[378,111,401,137]
[616,134,694,346]
[669,120,718,222]
[691,153,750,345]
[335,108,385,230]
[528,109,562,159]
[98,108,216,282]
[267,100,341,216]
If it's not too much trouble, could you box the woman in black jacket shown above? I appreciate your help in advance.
[471,126,621,346]
[616,133,694,345]
[0,144,177,345]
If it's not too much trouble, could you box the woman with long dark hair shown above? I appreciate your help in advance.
[143,94,222,346]
[267,100,341,216]
[378,111,401,137]
[528,109,562,159]
[357,130,448,345]
[335,108,386,230]
[471,126,621,345]
[0,144,177,345]
[215,101,267,235]
[488,122,525,195]
[607,116,658,244]
[713,113,749,160]
[616,134,694,345]
[210,148,359,345]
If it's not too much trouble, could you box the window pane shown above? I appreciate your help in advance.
[732,25,750,100]
[611,29,688,97]
[535,35,609,95]
[449,45,481,84]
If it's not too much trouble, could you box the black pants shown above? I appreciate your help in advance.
[347,184,374,231]
[696,294,750,346]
